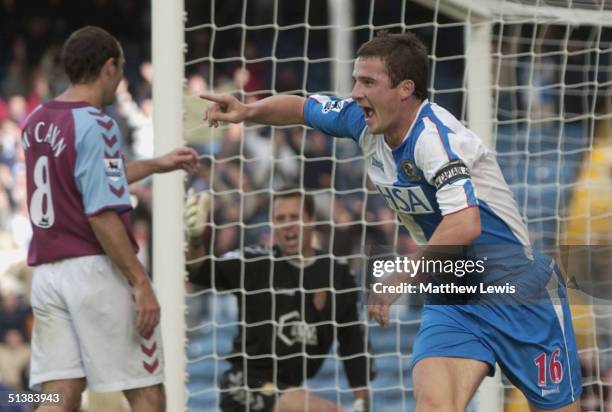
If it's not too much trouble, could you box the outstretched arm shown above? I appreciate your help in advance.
[126,147,199,184]
[201,93,306,127]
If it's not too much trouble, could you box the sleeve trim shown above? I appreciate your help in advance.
[441,204,478,217]
[302,97,310,127]
[87,204,132,217]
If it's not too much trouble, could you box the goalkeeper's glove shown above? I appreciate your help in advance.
[185,188,211,246]
[353,397,370,412]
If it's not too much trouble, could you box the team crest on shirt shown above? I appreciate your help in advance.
[401,160,421,181]
[104,158,124,180]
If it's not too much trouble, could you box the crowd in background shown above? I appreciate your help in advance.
[0,0,611,410]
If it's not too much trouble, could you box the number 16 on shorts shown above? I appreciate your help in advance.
[534,349,563,387]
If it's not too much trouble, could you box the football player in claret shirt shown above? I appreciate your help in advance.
[201,31,582,412]
[23,26,198,412]
[185,189,373,412]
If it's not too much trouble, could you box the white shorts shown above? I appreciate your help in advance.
[29,255,164,392]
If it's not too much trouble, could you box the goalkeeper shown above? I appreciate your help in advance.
[201,31,582,412]
[185,189,373,412]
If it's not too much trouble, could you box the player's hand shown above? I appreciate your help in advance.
[133,280,161,337]
[367,297,391,327]
[156,147,199,174]
[201,93,248,127]
[185,188,211,241]
[366,273,405,327]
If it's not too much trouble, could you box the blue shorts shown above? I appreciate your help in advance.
[412,257,582,409]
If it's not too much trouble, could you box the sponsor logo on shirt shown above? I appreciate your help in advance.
[104,158,124,180]
[371,156,385,173]
[278,310,318,346]
[375,184,434,214]
[321,99,345,114]
[541,387,560,397]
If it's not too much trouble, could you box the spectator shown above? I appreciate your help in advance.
[0,329,30,390]
[7,96,27,125]
[115,79,154,159]
[0,288,30,344]
[303,130,332,189]
[243,127,299,189]
[135,61,152,103]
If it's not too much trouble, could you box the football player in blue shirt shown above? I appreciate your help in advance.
[201,31,581,412]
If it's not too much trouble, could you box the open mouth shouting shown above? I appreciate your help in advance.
[362,106,375,121]
[283,232,299,249]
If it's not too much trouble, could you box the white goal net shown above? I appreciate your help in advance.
[158,0,612,411]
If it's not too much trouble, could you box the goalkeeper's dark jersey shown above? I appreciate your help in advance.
[189,245,373,388]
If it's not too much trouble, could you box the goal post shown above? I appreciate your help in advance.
[327,0,355,96]
[152,0,187,411]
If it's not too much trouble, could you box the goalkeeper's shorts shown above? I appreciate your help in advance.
[29,255,164,392]
[412,256,582,410]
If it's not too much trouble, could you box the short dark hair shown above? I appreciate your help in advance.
[357,31,428,100]
[272,188,315,219]
[61,26,121,84]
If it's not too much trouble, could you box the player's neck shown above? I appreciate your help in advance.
[281,246,315,265]
[384,98,423,149]
[57,84,105,109]
[297,245,315,261]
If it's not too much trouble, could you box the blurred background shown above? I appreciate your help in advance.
[0,0,611,411]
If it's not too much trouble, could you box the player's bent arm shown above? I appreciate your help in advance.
[426,206,481,247]
[185,247,244,290]
[89,211,150,286]
[184,237,243,289]
[415,206,481,279]
[126,147,199,184]
[183,189,243,289]
[126,158,163,184]
[184,189,213,285]
[185,242,208,284]
[89,210,159,336]
[368,207,481,326]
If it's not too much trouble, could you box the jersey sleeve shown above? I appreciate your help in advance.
[303,95,367,143]
[413,119,479,215]
[189,253,242,291]
[74,119,132,215]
